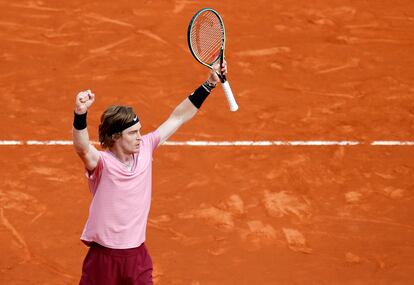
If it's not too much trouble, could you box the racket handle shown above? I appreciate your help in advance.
[221,81,239,112]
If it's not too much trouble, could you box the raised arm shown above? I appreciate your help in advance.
[72,90,100,171]
[157,61,227,145]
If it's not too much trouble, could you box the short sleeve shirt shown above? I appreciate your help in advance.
[80,131,160,249]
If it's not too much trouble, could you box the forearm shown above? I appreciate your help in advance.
[167,80,216,124]
[72,127,92,155]
[157,93,204,145]
[72,110,91,153]
[168,64,222,122]
[72,90,100,170]
[157,62,226,145]
[169,97,198,124]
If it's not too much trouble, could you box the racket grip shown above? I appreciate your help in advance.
[221,81,238,112]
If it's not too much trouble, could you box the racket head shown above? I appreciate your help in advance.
[187,8,226,69]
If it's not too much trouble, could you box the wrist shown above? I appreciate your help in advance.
[202,80,217,92]
[207,76,220,85]
[188,85,211,109]
[74,107,87,115]
[73,112,87,130]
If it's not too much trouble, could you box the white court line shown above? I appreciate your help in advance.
[371,141,414,146]
[163,141,361,146]
[26,140,74,145]
[0,140,414,146]
[0,140,23,145]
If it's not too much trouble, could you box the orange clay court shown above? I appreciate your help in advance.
[1,0,414,284]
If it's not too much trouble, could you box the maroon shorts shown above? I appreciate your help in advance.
[79,242,153,285]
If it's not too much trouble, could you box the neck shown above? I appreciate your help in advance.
[109,146,132,164]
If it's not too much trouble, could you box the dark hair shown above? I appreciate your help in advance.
[98,105,136,148]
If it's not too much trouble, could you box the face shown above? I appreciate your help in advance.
[116,122,142,154]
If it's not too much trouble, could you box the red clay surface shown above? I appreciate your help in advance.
[1,0,414,284]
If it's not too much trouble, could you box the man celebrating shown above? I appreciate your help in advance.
[73,61,227,285]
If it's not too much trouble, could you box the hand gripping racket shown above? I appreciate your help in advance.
[187,8,239,112]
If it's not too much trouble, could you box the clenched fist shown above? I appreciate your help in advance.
[75,90,95,114]
[208,59,227,85]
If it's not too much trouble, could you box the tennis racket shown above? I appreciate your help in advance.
[187,8,238,112]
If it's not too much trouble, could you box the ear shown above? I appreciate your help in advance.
[111,133,121,141]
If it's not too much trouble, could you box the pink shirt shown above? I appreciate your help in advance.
[80,131,160,249]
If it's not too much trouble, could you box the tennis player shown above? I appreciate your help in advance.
[73,61,227,285]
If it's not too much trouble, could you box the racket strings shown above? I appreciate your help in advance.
[190,11,223,64]
[193,19,221,59]
[192,18,222,62]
